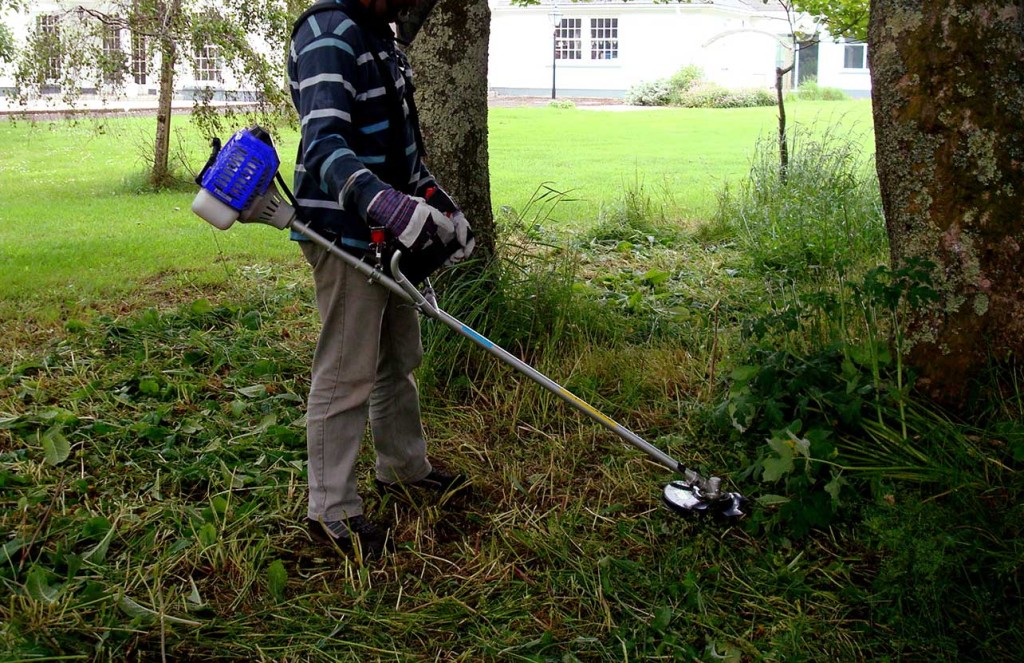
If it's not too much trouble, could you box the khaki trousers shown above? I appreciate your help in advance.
[301,242,432,521]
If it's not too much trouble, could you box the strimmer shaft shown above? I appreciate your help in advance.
[290,218,687,475]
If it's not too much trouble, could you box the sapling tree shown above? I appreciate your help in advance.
[0,1,27,64]
[12,0,294,188]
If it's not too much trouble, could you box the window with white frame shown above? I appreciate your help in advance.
[555,18,582,60]
[101,24,124,84]
[36,14,62,83]
[554,16,619,62]
[590,18,618,60]
[194,44,222,83]
[131,33,147,85]
[843,40,868,70]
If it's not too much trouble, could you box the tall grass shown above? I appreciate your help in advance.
[709,124,887,277]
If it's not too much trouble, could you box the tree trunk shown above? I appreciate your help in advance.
[407,0,495,260]
[776,64,793,180]
[869,0,1024,405]
[152,0,181,188]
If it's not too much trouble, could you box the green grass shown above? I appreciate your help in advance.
[0,100,872,327]
[5,99,1020,661]
[489,101,874,224]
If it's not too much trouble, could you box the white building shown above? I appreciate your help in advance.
[0,0,258,109]
[0,0,872,109]
[489,0,871,99]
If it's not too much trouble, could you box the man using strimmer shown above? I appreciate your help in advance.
[288,0,475,559]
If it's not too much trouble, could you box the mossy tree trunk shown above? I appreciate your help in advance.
[407,0,495,260]
[869,0,1024,405]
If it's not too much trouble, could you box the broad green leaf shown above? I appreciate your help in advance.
[0,538,25,564]
[267,559,287,600]
[730,365,759,382]
[42,427,71,466]
[190,299,214,315]
[756,494,792,506]
[119,596,201,626]
[238,384,267,398]
[651,605,672,632]
[762,437,795,482]
[26,566,58,604]
[198,523,218,547]
[824,473,847,505]
[642,269,672,286]
[83,521,117,564]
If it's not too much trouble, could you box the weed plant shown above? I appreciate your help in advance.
[710,124,886,278]
[714,256,1024,657]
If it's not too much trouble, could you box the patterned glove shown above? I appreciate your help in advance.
[367,188,455,252]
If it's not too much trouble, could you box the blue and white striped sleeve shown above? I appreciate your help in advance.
[292,15,388,219]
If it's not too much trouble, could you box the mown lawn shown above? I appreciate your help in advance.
[0,101,872,326]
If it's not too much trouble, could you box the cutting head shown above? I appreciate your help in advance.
[662,473,747,519]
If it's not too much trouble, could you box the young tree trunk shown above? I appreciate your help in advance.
[775,64,794,180]
[151,0,181,188]
[407,0,495,260]
[869,0,1024,405]
[152,37,176,187]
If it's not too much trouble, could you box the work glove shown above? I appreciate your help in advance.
[368,188,455,252]
[424,186,475,264]
[446,211,476,264]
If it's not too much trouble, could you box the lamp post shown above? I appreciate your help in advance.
[549,5,562,100]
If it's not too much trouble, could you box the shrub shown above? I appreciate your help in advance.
[789,77,849,101]
[676,84,776,109]
[624,78,673,106]
[668,65,704,96]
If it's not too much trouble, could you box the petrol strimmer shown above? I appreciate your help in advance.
[191,127,747,519]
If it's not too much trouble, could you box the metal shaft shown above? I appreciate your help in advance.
[290,218,686,475]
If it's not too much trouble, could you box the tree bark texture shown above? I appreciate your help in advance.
[869,0,1024,404]
[407,0,495,259]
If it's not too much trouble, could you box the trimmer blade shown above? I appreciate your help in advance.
[662,481,747,519]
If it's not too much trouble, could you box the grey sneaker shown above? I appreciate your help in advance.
[306,515,394,559]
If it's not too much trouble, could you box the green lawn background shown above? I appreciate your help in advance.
[0,101,873,322]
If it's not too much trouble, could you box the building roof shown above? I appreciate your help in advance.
[489,0,789,13]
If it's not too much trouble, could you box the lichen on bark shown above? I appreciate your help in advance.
[869,0,1024,404]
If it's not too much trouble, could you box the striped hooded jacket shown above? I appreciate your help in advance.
[287,0,447,250]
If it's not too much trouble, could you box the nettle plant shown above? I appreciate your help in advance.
[719,260,941,535]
